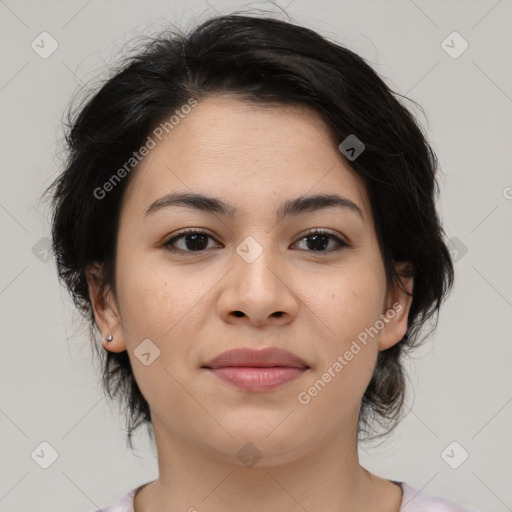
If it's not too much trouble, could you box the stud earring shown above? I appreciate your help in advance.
[105,334,113,342]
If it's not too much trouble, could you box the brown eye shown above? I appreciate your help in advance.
[164,230,220,253]
[292,229,349,252]
[163,228,349,255]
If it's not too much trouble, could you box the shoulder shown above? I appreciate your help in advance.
[89,481,479,512]
[90,487,136,512]
[398,481,476,511]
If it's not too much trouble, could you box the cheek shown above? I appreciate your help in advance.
[302,256,385,406]
[115,246,193,335]
[311,258,386,344]
[114,253,204,409]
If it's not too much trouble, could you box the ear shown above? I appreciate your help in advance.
[86,263,127,353]
[378,262,414,351]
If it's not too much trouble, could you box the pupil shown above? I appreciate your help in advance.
[185,233,208,251]
[308,234,328,251]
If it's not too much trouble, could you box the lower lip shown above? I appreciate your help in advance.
[205,366,306,391]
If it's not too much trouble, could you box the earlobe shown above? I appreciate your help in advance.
[378,263,414,351]
[86,264,127,353]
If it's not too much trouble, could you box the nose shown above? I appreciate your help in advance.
[217,237,299,328]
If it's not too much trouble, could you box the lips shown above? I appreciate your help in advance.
[202,347,309,370]
[202,347,310,392]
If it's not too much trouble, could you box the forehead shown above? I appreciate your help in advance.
[121,95,371,222]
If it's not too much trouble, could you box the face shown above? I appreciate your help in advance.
[89,95,412,466]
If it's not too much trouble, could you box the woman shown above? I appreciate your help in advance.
[47,12,472,512]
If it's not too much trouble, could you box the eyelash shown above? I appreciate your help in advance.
[163,228,349,255]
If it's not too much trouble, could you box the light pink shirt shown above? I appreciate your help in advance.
[94,481,474,511]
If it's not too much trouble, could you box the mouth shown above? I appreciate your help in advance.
[204,366,308,391]
[202,347,310,392]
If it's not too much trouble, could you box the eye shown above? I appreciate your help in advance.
[163,228,349,255]
[292,229,349,252]
[163,229,220,254]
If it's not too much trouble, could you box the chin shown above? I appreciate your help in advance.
[196,418,314,467]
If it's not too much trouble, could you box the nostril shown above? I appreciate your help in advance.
[233,311,245,317]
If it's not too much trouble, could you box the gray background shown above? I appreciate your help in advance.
[1,0,511,510]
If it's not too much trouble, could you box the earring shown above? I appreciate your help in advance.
[105,334,113,342]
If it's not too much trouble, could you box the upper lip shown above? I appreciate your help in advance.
[202,347,309,369]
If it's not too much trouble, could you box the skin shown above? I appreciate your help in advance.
[87,95,413,512]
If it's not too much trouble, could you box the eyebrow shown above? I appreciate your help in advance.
[144,192,364,222]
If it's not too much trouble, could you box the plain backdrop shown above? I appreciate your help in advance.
[0,1,511,511]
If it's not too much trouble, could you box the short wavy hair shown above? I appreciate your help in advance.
[47,12,454,448]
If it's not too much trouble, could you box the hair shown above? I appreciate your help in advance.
[46,12,454,448]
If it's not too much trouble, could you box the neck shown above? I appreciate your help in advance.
[133,416,402,512]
